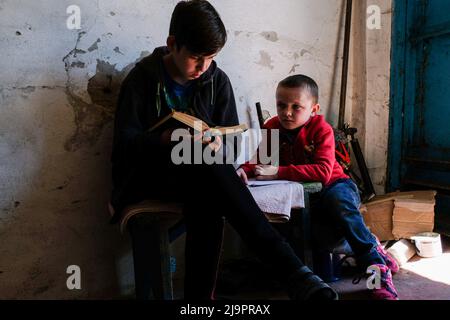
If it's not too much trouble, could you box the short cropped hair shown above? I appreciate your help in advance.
[278,74,319,104]
[169,0,227,55]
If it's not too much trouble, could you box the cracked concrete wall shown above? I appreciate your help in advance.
[0,0,391,298]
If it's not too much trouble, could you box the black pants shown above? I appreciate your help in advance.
[130,154,305,299]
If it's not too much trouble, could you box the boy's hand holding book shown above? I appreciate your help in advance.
[150,110,247,138]
[160,127,222,152]
[193,129,222,152]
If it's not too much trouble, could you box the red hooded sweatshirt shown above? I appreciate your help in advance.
[240,115,348,186]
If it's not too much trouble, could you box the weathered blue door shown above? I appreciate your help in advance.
[389,0,450,234]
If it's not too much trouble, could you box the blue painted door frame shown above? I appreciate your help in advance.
[388,0,450,233]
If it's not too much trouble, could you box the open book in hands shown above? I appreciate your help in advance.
[148,110,248,136]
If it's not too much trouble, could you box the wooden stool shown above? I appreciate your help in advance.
[113,200,184,300]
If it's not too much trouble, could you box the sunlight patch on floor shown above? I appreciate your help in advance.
[401,253,450,286]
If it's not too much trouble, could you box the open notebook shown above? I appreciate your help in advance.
[246,179,294,187]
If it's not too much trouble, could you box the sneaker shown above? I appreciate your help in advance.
[368,264,399,300]
[373,235,400,273]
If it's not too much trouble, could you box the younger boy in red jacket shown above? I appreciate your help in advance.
[238,74,399,300]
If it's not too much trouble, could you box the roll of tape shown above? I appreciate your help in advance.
[411,232,443,258]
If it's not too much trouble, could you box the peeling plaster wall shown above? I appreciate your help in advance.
[217,0,346,126]
[347,0,392,194]
[0,0,391,298]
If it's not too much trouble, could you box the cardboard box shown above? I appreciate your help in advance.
[361,200,395,241]
[360,190,436,241]
[360,191,414,241]
[392,191,436,239]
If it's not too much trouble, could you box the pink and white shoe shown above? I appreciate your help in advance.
[374,235,400,273]
[369,264,399,300]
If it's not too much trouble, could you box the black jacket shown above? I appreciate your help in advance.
[110,47,239,223]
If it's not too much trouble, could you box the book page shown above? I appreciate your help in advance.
[208,124,248,136]
[173,112,209,131]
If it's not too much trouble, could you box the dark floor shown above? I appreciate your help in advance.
[174,235,450,300]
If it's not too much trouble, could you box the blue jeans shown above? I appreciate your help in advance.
[315,178,385,268]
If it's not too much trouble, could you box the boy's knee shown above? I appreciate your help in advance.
[323,192,361,220]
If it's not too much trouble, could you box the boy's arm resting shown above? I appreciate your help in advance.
[239,163,256,177]
[277,128,335,185]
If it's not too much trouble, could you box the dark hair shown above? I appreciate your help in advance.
[278,74,319,104]
[169,0,227,55]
